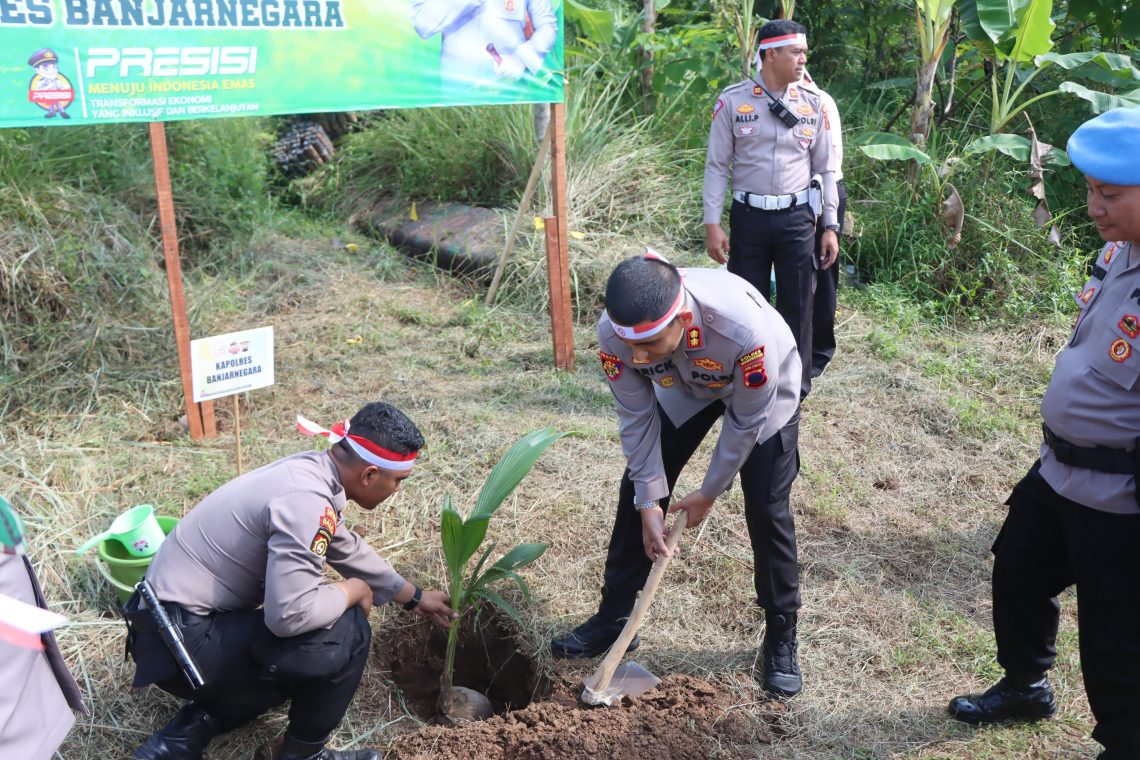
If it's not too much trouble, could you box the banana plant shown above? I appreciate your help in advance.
[437,426,569,720]
[910,0,957,146]
[958,0,1140,135]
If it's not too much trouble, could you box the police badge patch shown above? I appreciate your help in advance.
[738,345,767,389]
[310,527,333,556]
[1120,314,1140,339]
[686,326,703,349]
[599,351,623,381]
[692,357,724,372]
[1110,338,1132,363]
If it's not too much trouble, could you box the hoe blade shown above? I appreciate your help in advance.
[580,661,661,706]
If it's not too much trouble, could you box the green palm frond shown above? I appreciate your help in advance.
[470,427,570,521]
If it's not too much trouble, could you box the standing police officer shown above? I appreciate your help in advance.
[550,251,807,698]
[948,107,1140,760]
[126,402,455,760]
[802,70,846,378]
[704,19,839,400]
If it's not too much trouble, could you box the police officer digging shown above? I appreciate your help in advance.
[947,108,1140,760]
[125,402,456,760]
[704,19,839,400]
[550,251,807,698]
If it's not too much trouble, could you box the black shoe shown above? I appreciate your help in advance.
[131,704,220,760]
[948,676,1057,725]
[550,613,640,659]
[761,612,802,698]
[275,732,380,760]
[810,364,826,379]
[761,638,802,697]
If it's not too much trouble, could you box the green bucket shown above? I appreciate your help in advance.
[95,515,179,604]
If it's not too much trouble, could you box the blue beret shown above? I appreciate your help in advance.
[1067,107,1140,185]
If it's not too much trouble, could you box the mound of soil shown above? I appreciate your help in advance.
[386,673,782,760]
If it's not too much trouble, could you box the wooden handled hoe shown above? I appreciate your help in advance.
[581,510,688,706]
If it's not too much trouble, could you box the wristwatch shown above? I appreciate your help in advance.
[824,223,841,233]
[402,585,422,611]
[635,499,660,511]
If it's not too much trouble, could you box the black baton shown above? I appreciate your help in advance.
[136,580,206,690]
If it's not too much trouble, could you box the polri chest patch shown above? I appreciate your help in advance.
[599,351,623,381]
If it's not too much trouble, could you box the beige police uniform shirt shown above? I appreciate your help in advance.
[1,551,87,760]
[1040,240,1140,514]
[703,78,839,227]
[148,451,406,637]
[813,85,844,182]
[597,268,801,504]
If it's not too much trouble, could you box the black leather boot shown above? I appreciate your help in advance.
[948,674,1057,725]
[274,732,380,760]
[131,704,220,760]
[550,612,640,659]
[760,612,802,698]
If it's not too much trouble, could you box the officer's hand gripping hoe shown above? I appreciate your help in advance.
[581,510,688,706]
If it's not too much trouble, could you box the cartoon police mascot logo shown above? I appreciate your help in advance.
[27,48,74,120]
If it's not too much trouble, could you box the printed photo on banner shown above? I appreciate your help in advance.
[0,0,565,129]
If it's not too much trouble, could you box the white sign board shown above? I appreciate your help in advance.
[190,326,275,402]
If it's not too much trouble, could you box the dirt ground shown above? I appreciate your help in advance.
[1,236,1100,759]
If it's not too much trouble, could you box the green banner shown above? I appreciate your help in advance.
[0,0,564,128]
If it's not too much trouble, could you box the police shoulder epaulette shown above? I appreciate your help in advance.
[721,79,753,96]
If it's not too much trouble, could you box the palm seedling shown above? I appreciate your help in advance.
[437,426,568,722]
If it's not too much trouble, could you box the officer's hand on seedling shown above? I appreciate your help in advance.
[640,507,672,562]
[415,590,457,629]
[705,224,730,265]
[820,229,839,269]
[669,490,715,529]
[338,577,374,615]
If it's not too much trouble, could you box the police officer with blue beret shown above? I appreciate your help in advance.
[948,107,1140,760]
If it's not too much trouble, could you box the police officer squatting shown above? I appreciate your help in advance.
[551,250,807,698]
[946,107,1140,760]
[704,18,841,401]
[124,402,456,760]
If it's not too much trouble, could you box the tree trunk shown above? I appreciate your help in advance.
[910,57,939,146]
[640,0,656,112]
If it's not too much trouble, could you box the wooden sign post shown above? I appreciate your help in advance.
[148,122,216,440]
[547,100,574,371]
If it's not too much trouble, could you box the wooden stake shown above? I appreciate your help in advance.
[233,395,242,475]
[547,100,574,371]
[486,124,553,306]
[148,122,216,439]
[543,216,570,370]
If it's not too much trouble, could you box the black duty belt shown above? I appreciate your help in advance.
[1042,424,1137,475]
[124,590,212,633]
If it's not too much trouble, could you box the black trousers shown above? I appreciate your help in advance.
[992,462,1140,756]
[811,180,848,371]
[128,602,371,741]
[600,401,801,618]
[728,200,817,400]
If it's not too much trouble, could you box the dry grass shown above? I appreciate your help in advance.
[1,236,1099,759]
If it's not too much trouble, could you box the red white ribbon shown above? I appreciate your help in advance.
[758,32,807,50]
[296,415,418,471]
[608,247,686,340]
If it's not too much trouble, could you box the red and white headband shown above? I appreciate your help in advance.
[297,415,418,472]
[758,32,807,50]
[608,248,686,341]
